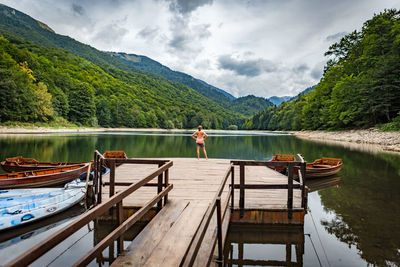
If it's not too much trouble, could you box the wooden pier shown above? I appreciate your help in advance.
[6,153,307,267]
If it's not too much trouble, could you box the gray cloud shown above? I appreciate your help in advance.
[169,0,213,14]
[218,55,277,77]
[311,63,324,80]
[293,64,309,74]
[137,26,159,40]
[72,3,84,16]
[326,31,348,42]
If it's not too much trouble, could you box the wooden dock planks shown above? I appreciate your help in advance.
[102,158,303,266]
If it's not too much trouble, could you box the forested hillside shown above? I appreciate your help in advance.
[0,35,245,128]
[109,52,273,115]
[244,10,400,130]
[0,4,270,118]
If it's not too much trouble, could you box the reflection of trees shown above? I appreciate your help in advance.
[318,152,400,267]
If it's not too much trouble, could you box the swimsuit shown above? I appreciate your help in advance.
[196,133,205,147]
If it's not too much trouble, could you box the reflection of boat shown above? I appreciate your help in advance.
[1,156,87,172]
[0,163,90,189]
[0,180,86,230]
[103,151,127,167]
[269,155,343,179]
[306,175,341,192]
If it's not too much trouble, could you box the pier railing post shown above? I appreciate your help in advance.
[157,163,163,210]
[164,168,169,206]
[287,162,294,220]
[301,161,307,211]
[93,151,98,203]
[239,162,245,218]
[216,197,223,263]
[230,165,234,211]
[109,159,116,198]
[98,157,103,204]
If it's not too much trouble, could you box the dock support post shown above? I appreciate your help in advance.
[230,165,234,211]
[300,161,307,211]
[117,201,124,254]
[216,197,223,263]
[287,163,294,220]
[239,163,245,218]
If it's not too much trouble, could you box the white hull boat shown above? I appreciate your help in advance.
[0,180,86,230]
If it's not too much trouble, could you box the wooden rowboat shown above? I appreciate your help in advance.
[103,151,127,167]
[0,163,90,189]
[0,179,86,230]
[269,154,343,179]
[304,158,343,178]
[1,156,87,172]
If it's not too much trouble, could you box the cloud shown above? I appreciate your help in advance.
[71,3,84,16]
[92,22,128,45]
[218,55,277,77]
[137,26,159,40]
[168,0,213,14]
[326,31,348,42]
[293,64,309,74]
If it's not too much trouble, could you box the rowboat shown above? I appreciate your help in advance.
[0,179,86,230]
[304,158,343,178]
[1,156,87,172]
[103,151,127,167]
[269,154,343,179]
[0,163,90,189]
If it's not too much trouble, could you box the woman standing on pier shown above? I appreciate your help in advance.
[192,125,208,160]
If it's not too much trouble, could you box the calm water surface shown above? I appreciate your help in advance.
[0,131,399,266]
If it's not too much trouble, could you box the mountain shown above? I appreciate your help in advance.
[109,52,235,105]
[268,96,292,106]
[268,86,315,106]
[0,4,269,117]
[0,4,247,128]
[231,95,273,116]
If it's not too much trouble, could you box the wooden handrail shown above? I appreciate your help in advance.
[6,159,173,267]
[74,184,173,267]
[182,164,233,266]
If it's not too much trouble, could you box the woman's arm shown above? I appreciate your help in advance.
[204,132,208,140]
[191,131,197,140]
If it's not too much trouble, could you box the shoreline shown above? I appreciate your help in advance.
[292,129,400,153]
[0,126,399,153]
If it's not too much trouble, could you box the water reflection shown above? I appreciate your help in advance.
[0,132,399,266]
[224,224,305,266]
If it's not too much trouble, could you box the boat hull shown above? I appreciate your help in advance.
[0,180,86,230]
[1,156,87,172]
[0,164,89,189]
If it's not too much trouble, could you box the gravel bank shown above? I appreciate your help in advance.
[293,129,400,153]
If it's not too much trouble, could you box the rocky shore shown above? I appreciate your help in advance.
[293,129,400,153]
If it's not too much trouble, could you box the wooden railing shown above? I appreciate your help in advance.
[182,164,234,266]
[5,152,173,267]
[231,154,307,219]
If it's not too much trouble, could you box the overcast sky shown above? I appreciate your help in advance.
[1,0,399,98]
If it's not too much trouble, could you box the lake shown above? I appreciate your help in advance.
[0,131,399,266]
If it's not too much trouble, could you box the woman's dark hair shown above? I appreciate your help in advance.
[198,125,202,131]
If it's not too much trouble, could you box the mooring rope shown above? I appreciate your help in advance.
[309,208,332,267]
[46,223,93,267]
[305,233,323,267]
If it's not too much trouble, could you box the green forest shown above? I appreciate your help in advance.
[243,10,400,131]
[0,35,247,128]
